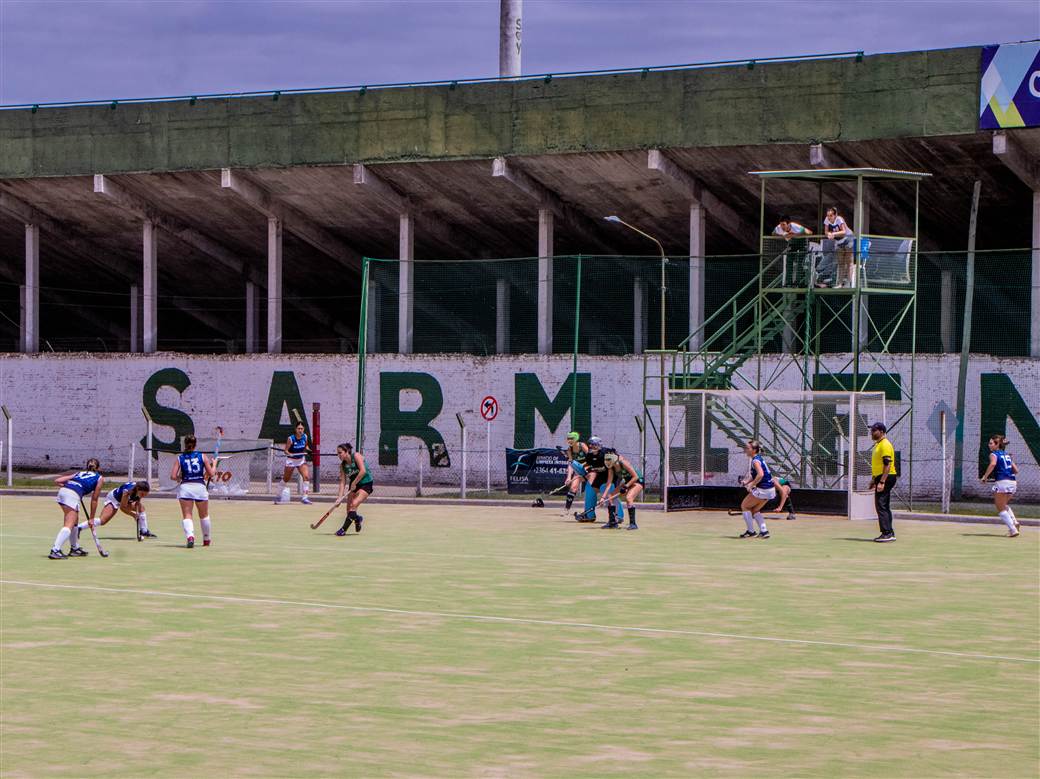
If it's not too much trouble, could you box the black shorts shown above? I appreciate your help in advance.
[591,471,610,489]
[354,482,374,495]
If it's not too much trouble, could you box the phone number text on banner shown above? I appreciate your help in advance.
[505,448,571,494]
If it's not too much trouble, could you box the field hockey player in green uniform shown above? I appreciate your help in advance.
[562,432,589,511]
[335,443,374,535]
[603,451,643,530]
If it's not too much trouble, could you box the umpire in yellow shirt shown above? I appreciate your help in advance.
[870,422,898,542]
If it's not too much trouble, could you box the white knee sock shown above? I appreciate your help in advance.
[200,516,211,540]
[998,510,1016,531]
[755,513,767,533]
[53,526,71,551]
[69,524,81,548]
[138,512,149,533]
[182,518,195,539]
[76,520,88,531]
[742,511,755,532]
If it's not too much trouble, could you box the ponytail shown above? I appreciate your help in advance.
[990,434,1008,449]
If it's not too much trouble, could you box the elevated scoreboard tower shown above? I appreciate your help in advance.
[648,168,930,513]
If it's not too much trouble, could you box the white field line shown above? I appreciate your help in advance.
[2,579,1037,665]
[0,532,1019,579]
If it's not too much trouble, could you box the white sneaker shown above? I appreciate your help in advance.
[301,496,312,505]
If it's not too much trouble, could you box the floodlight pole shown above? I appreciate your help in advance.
[605,216,667,501]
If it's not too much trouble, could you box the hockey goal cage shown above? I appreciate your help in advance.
[663,389,887,519]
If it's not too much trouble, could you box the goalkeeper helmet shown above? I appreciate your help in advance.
[587,436,603,448]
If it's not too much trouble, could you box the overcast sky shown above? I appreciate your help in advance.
[0,0,1037,105]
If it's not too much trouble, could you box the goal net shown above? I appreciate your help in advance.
[146,439,276,497]
[664,389,887,517]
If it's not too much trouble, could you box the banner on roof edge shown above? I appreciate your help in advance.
[980,42,1040,129]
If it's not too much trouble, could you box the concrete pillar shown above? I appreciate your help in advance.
[267,217,282,354]
[537,208,553,354]
[398,212,414,354]
[496,277,510,353]
[940,269,955,353]
[142,220,158,353]
[130,283,140,353]
[688,203,705,349]
[633,278,647,353]
[499,0,522,77]
[1032,191,1040,357]
[23,224,39,353]
[18,285,26,351]
[245,281,259,354]
[366,276,381,353]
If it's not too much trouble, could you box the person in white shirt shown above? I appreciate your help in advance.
[772,215,811,240]
[822,206,855,287]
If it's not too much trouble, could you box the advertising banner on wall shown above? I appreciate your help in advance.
[505,447,570,494]
[980,42,1040,129]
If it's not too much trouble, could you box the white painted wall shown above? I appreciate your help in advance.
[0,352,1036,500]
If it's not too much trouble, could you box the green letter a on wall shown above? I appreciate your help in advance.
[259,371,308,445]
[514,373,591,449]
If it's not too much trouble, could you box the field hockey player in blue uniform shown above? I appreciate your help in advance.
[739,440,775,539]
[278,421,312,505]
[980,434,1021,538]
[79,480,155,540]
[49,458,103,559]
[171,434,215,548]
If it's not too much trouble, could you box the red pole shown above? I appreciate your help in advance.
[312,402,321,493]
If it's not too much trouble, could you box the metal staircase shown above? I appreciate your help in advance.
[676,252,804,390]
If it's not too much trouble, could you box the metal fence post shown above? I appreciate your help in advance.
[457,412,467,499]
[2,405,11,487]
[417,444,424,497]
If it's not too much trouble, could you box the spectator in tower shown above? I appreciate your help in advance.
[772,215,811,241]
[821,206,855,287]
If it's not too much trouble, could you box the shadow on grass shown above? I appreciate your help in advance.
[960,532,1014,538]
[836,537,883,543]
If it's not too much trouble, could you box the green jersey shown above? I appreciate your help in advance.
[615,461,643,484]
[341,454,373,486]
[567,442,587,463]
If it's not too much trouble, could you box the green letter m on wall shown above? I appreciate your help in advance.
[978,373,1040,474]
[514,373,591,449]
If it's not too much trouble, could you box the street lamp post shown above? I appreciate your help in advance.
[605,215,668,503]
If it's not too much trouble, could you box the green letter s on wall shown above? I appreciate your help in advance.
[140,368,195,455]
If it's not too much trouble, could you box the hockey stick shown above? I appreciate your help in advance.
[206,426,224,491]
[135,508,142,542]
[79,496,109,558]
[572,488,622,521]
[531,482,569,507]
[311,492,350,529]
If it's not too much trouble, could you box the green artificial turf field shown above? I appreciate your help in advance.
[1,495,1037,778]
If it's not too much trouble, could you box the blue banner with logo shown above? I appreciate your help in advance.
[980,42,1040,129]
[505,447,570,494]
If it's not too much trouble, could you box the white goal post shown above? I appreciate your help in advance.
[663,389,887,519]
[141,438,276,497]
